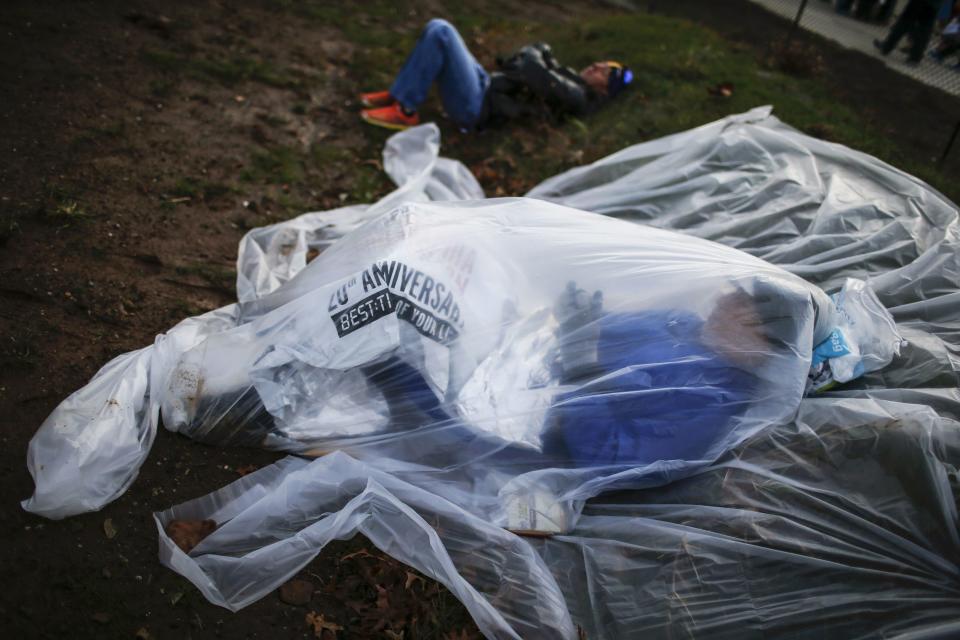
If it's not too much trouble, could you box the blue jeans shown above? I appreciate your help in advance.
[390,19,489,128]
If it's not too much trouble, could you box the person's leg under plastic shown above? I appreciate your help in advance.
[389,19,488,127]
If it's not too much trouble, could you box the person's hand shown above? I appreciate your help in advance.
[554,282,603,380]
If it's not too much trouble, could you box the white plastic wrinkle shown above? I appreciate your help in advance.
[22,123,478,520]
[154,452,573,639]
[23,109,960,639]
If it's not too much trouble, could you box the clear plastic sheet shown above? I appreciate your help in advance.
[25,108,960,638]
[22,123,479,519]
[163,198,834,478]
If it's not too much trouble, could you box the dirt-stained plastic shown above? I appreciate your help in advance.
[25,109,960,639]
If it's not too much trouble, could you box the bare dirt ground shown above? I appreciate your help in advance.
[1,1,958,639]
[0,2,490,637]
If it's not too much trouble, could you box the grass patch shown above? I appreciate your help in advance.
[345,165,393,204]
[259,113,290,128]
[69,121,127,151]
[142,48,182,72]
[143,47,299,89]
[40,185,94,226]
[415,11,959,202]
[273,0,418,88]
[276,192,312,216]
[149,77,177,97]
[234,6,958,210]
[0,212,21,245]
[241,143,368,189]
[309,142,354,165]
[290,1,409,47]
[241,146,304,184]
[170,177,235,201]
[1,338,38,371]
[170,298,211,318]
[191,55,299,88]
[174,262,236,291]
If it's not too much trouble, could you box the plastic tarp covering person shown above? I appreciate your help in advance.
[24,107,960,639]
[21,124,482,519]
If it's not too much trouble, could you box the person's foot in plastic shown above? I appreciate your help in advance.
[360,90,395,108]
[361,103,420,130]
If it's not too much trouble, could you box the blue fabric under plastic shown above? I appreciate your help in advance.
[366,311,759,468]
[551,311,758,466]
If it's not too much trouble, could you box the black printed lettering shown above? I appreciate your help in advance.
[399,264,413,292]
[361,270,376,293]
[437,292,452,315]
[431,282,444,310]
[329,261,462,342]
[372,261,394,288]
[418,275,434,305]
[410,271,424,299]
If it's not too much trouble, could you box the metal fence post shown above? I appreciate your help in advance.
[785,0,810,49]
[938,118,960,170]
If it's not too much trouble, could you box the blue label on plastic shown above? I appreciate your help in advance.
[812,329,852,366]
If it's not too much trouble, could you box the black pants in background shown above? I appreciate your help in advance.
[880,0,939,62]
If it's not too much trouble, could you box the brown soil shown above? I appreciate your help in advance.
[0,1,484,637]
[1,1,958,639]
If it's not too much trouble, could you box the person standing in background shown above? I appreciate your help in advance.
[874,0,942,64]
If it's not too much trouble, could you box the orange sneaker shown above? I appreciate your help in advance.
[361,103,420,131]
[359,90,395,108]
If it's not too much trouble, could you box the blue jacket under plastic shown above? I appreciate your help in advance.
[549,311,758,467]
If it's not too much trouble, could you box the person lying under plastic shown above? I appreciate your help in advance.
[168,278,811,474]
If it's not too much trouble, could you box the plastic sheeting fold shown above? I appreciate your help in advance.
[25,108,960,638]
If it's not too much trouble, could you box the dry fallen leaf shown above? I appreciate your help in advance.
[375,585,389,611]
[707,82,735,98]
[403,571,425,591]
[165,519,217,553]
[339,549,375,562]
[103,518,117,540]
[305,611,343,638]
[279,578,314,606]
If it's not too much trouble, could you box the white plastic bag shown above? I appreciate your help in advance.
[23,124,481,519]
[26,109,960,639]
[808,278,905,392]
